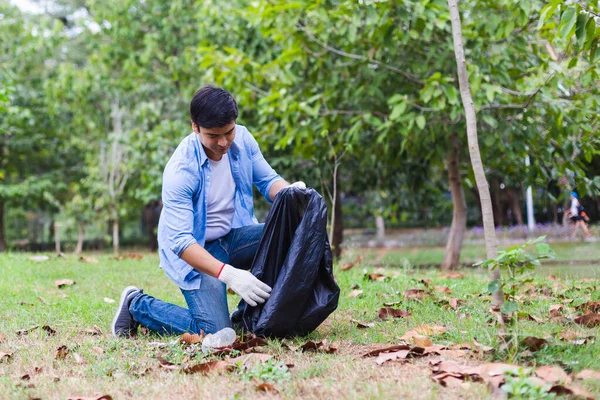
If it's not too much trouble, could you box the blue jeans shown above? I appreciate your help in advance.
[129,224,264,335]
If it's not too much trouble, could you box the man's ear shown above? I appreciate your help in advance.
[191,121,199,133]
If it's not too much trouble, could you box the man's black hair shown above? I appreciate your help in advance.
[190,85,238,129]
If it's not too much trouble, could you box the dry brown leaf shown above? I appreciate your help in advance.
[256,382,279,393]
[79,256,99,263]
[91,347,104,355]
[574,313,600,327]
[535,365,570,384]
[578,301,600,314]
[375,350,411,365]
[362,344,411,358]
[300,340,338,354]
[412,335,433,347]
[232,336,268,352]
[156,354,179,371]
[435,286,452,294]
[440,272,465,279]
[125,253,143,260]
[367,273,388,281]
[55,279,75,288]
[449,298,459,310]
[347,289,363,298]
[67,396,113,400]
[73,353,87,365]
[0,333,6,343]
[180,332,204,345]
[548,384,595,400]
[42,325,56,336]
[377,307,411,320]
[340,255,363,271]
[56,345,69,360]
[0,352,12,363]
[575,369,600,381]
[521,336,548,352]
[351,319,375,329]
[182,360,230,375]
[80,326,103,336]
[403,288,427,300]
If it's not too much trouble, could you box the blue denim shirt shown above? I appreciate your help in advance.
[157,125,282,290]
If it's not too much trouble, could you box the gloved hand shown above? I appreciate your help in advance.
[217,264,271,307]
[290,181,306,189]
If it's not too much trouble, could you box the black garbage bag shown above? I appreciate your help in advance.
[231,187,340,337]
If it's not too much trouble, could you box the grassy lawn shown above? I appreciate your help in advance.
[0,244,599,399]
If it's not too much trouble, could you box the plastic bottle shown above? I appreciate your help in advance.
[201,327,236,352]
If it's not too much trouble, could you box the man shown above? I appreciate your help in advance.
[567,191,591,239]
[112,86,305,337]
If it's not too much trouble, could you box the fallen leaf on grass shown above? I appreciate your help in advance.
[80,326,103,336]
[0,333,6,342]
[19,302,34,306]
[574,313,600,327]
[377,307,411,320]
[440,272,465,279]
[347,289,363,298]
[375,350,411,365]
[209,335,268,356]
[156,354,179,371]
[0,352,12,363]
[535,365,571,384]
[548,384,595,400]
[300,340,338,354]
[28,256,49,262]
[42,325,56,336]
[17,326,39,336]
[449,298,459,310]
[21,374,30,380]
[180,332,204,345]
[55,279,75,288]
[67,396,113,400]
[435,286,452,294]
[575,370,600,380]
[103,298,115,303]
[91,347,104,355]
[79,256,99,263]
[412,335,433,348]
[256,382,279,393]
[339,255,363,271]
[403,289,427,300]
[182,360,230,375]
[517,313,543,323]
[56,345,70,360]
[578,301,600,314]
[366,273,388,281]
[521,336,548,352]
[559,331,594,344]
[351,319,375,329]
[362,344,411,358]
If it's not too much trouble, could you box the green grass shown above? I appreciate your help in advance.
[0,246,599,399]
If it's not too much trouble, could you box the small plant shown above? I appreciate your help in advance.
[502,367,556,399]
[238,358,291,384]
[477,236,555,315]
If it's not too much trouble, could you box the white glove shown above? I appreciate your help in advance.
[290,181,306,189]
[218,264,271,307]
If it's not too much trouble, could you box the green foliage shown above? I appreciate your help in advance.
[502,367,556,399]
[237,358,291,384]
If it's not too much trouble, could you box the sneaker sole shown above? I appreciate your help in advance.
[111,285,139,337]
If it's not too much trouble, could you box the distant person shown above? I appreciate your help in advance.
[566,191,591,239]
[111,85,305,337]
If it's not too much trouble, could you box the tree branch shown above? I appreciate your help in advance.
[479,73,555,112]
[297,24,424,86]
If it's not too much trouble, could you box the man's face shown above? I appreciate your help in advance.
[193,121,236,160]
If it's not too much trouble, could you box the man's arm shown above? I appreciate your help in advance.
[268,179,290,202]
[181,243,224,277]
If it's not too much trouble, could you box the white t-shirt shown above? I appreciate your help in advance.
[205,153,236,242]
[570,198,579,216]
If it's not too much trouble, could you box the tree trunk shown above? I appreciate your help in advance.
[54,221,61,254]
[375,215,385,240]
[112,216,119,256]
[447,0,503,310]
[442,133,468,270]
[491,180,506,226]
[0,200,6,252]
[75,221,85,254]
[332,190,344,259]
[552,205,558,225]
[509,188,524,226]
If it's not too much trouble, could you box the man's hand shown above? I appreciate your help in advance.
[217,264,271,307]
